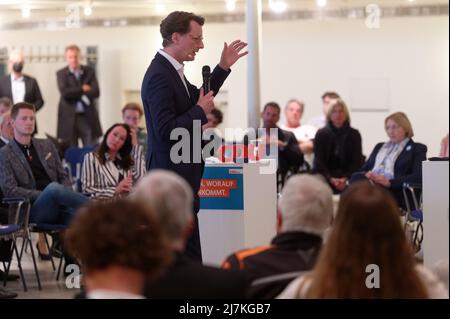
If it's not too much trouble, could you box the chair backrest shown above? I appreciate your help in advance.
[2,198,31,231]
[63,145,97,193]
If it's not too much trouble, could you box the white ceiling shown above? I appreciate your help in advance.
[0,0,447,24]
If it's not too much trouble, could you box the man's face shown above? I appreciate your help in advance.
[285,102,303,126]
[1,114,14,140]
[262,106,280,129]
[123,110,141,129]
[9,53,25,73]
[65,49,80,70]
[12,108,35,137]
[173,20,204,63]
[323,96,338,116]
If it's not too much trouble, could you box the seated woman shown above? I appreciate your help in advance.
[351,112,427,209]
[81,123,146,199]
[277,181,448,299]
[313,98,363,193]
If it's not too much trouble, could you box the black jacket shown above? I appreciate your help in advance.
[313,122,363,180]
[222,231,322,299]
[144,252,250,299]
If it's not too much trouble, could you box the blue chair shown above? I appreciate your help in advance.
[63,145,97,193]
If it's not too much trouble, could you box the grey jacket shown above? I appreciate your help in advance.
[0,138,71,201]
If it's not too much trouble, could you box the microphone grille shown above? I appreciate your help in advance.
[202,65,211,75]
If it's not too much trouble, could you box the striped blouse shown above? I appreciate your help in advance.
[81,145,146,199]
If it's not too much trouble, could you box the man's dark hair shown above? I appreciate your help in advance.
[160,11,205,47]
[210,108,223,125]
[263,101,281,115]
[11,102,35,120]
[321,91,340,101]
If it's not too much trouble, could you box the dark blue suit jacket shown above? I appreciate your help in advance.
[141,52,230,211]
[359,139,427,190]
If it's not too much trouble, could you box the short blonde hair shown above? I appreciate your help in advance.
[326,98,351,125]
[385,112,414,138]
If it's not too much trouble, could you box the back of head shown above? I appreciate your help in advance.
[307,181,427,298]
[65,199,171,278]
[131,170,193,242]
[279,174,333,235]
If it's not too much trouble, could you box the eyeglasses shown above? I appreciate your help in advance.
[188,34,204,43]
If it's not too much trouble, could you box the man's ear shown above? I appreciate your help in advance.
[171,32,180,44]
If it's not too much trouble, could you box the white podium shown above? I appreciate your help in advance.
[422,161,449,268]
[198,161,277,266]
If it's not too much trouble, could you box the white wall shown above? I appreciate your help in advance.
[0,15,448,156]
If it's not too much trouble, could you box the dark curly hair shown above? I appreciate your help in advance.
[95,123,133,170]
[65,199,172,278]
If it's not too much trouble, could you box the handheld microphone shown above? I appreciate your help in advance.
[202,65,211,94]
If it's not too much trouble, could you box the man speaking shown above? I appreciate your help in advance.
[141,11,247,261]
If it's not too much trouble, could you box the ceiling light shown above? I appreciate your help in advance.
[269,0,287,13]
[84,6,92,16]
[21,6,31,18]
[317,0,327,8]
[226,0,236,12]
[155,1,165,15]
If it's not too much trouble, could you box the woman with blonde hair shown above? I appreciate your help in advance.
[277,181,448,299]
[313,98,363,193]
[351,112,426,208]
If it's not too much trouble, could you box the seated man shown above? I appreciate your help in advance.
[131,170,250,299]
[122,102,147,156]
[0,97,12,117]
[0,102,89,258]
[258,102,304,190]
[65,199,171,299]
[280,99,317,167]
[222,174,333,298]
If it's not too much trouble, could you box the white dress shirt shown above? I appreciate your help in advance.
[11,74,25,104]
[158,49,190,96]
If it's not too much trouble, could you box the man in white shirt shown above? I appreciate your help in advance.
[280,99,317,166]
[0,50,44,134]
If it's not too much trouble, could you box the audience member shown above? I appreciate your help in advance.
[0,112,13,147]
[351,112,426,209]
[308,91,340,130]
[81,123,146,199]
[0,97,12,116]
[0,102,88,259]
[439,133,449,158]
[280,99,317,166]
[222,174,333,298]
[131,170,249,299]
[122,102,147,156]
[0,50,44,135]
[313,98,363,193]
[56,45,102,147]
[202,108,224,158]
[277,181,448,298]
[259,102,304,189]
[65,199,171,299]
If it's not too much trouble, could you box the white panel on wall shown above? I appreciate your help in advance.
[349,77,390,112]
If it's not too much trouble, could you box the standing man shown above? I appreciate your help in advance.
[56,45,102,147]
[0,50,44,135]
[141,11,247,261]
